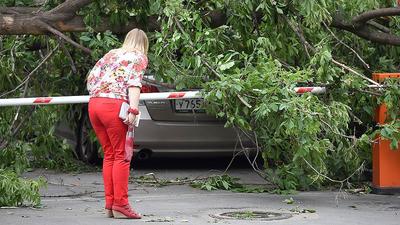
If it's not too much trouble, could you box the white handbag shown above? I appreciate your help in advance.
[119,102,141,127]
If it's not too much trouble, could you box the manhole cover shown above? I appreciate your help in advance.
[211,210,292,221]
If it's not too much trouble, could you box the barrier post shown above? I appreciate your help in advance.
[372,73,400,194]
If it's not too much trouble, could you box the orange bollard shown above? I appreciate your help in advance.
[372,73,400,194]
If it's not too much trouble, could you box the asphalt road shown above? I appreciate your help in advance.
[1,157,399,225]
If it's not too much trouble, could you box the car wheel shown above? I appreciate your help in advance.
[75,108,101,164]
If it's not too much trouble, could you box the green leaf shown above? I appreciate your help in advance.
[219,62,235,71]
[216,90,223,99]
[390,139,399,150]
[205,184,213,191]
[221,180,230,190]
[79,36,91,42]
[217,112,225,117]
[195,55,201,68]
[283,197,294,204]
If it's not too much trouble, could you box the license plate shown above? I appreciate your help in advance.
[175,99,204,112]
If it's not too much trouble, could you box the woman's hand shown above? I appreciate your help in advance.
[124,113,136,126]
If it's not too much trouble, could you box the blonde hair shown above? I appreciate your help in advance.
[121,28,149,55]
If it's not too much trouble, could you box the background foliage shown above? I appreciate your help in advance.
[1,0,400,205]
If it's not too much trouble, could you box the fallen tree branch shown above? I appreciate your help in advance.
[283,15,312,58]
[0,44,59,150]
[319,118,356,140]
[322,21,370,70]
[237,94,252,108]
[173,16,221,79]
[142,77,176,89]
[352,7,400,25]
[0,105,35,150]
[331,11,400,46]
[47,0,93,15]
[57,37,77,73]
[283,15,381,86]
[11,55,36,132]
[40,21,92,54]
[352,88,382,96]
[0,44,59,98]
[366,20,391,33]
[330,59,380,86]
[0,7,39,14]
[303,158,366,205]
[2,3,400,46]
[234,127,266,179]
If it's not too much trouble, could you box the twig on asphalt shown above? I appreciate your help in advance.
[303,158,365,206]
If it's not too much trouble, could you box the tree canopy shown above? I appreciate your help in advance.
[1,0,400,205]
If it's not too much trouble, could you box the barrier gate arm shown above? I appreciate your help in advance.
[0,87,331,107]
[0,85,386,107]
[0,91,199,107]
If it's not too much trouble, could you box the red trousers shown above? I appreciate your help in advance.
[88,97,132,207]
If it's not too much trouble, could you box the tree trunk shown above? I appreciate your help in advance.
[1,3,400,46]
[0,12,159,35]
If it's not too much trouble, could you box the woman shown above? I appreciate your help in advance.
[86,28,148,219]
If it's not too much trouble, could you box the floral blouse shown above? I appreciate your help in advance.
[87,48,148,101]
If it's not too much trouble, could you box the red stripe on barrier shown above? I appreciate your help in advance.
[33,97,52,104]
[296,87,314,93]
[167,92,185,98]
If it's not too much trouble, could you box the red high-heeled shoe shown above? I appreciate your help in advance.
[112,205,141,219]
[105,209,113,218]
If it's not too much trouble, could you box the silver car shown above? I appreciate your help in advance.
[70,78,253,163]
